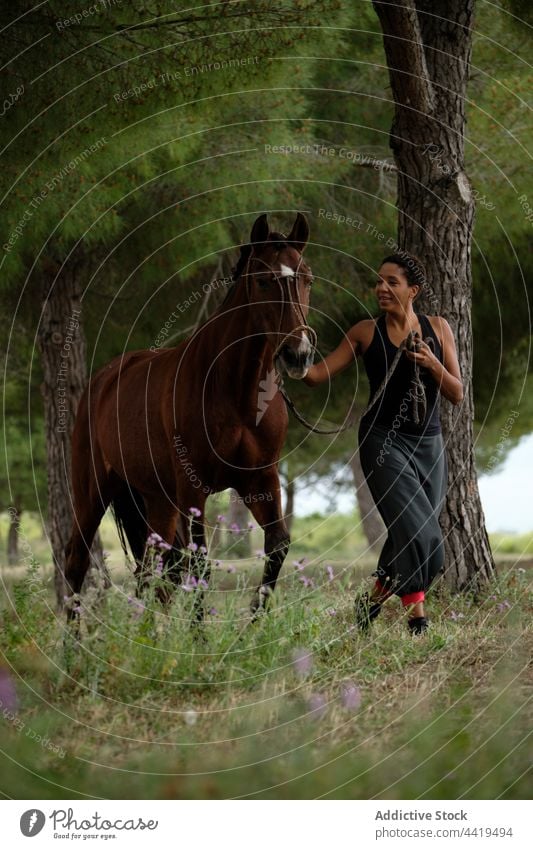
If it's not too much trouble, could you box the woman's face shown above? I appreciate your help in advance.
[375,262,417,311]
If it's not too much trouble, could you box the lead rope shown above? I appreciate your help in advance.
[360,331,435,426]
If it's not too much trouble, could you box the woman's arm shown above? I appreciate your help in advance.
[405,317,463,404]
[302,324,361,387]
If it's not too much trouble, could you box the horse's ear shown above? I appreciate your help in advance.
[250,213,270,246]
[286,212,310,253]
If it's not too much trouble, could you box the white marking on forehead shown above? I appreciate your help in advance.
[279,264,295,278]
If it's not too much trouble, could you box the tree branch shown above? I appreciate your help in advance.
[372,0,435,115]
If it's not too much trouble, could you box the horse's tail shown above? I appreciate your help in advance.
[111,486,147,564]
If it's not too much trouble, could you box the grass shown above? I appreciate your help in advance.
[0,512,531,800]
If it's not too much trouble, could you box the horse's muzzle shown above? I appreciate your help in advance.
[276,338,314,379]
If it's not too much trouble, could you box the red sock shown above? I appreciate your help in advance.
[401,590,425,607]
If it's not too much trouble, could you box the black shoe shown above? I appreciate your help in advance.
[355,592,382,633]
[408,616,428,635]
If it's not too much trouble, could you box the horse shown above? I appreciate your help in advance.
[64,212,315,623]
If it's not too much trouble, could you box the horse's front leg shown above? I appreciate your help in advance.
[241,470,290,616]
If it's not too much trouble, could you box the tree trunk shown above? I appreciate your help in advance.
[349,452,384,551]
[7,505,21,566]
[284,477,295,536]
[373,0,496,591]
[227,488,251,558]
[37,263,109,608]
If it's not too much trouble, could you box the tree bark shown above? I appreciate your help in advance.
[349,451,384,552]
[37,263,109,608]
[373,0,496,591]
[7,505,21,566]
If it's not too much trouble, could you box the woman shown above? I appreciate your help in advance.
[303,253,463,634]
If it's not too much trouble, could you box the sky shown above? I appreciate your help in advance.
[295,432,533,535]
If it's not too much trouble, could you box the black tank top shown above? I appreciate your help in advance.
[359,312,443,438]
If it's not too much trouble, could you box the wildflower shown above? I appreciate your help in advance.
[208,607,218,616]
[217,514,227,523]
[127,597,145,619]
[496,600,511,613]
[158,540,172,551]
[189,507,202,517]
[247,521,255,530]
[326,607,337,616]
[184,709,197,726]
[292,558,306,570]
[291,647,313,678]
[198,545,208,555]
[214,560,221,568]
[326,565,334,582]
[187,541,198,552]
[147,532,163,546]
[255,549,265,559]
[198,578,209,589]
[308,692,327,719]
[299,575,314,589]
[181,575,198,592]
[340,682,362,711]
[0,667,18,714]
[229,522,240,534]
[227,564,237,574]
[449,610,464,620]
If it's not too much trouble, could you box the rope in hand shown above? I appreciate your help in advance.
[359,330,435,426]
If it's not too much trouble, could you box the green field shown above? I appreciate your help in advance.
[0,511,531,800]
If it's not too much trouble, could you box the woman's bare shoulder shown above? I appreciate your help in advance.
[346,318,377,354]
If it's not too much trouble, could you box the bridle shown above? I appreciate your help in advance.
[243,250,355,435]
[243,251,318,360]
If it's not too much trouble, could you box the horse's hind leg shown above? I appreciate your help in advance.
[64,478,113,621]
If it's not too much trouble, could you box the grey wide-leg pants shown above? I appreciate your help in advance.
[358,424,448,600]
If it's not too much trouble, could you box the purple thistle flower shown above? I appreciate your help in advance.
[189,506,202,517]
[198,578,209,589]
[159,541,172,551]
[208,607,218,616]
[0,667,18,714]
[217,514,227,523]
[326,607,337,616]
[299,575,314,589]
[187,541,198,552]
[247,521,255,530]
[227,564,237,573]
[181,575,198,592]
[292,558,306,570]
[255,549,265,559]
[291,647,313,678]
[199,545,208,555]
[214,560,221,568]
[127,597,145,619]
[340,682,362,711]
[147,532,163,546]
[308,692,327,719]
[326,565,334,582]
[449,610,464,621]
[230,522,240,534]
[496,600,512,613]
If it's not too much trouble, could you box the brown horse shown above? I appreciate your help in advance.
[64,213,314,621]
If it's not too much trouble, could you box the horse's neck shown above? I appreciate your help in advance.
[197,292,274,404]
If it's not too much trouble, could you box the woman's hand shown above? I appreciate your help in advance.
[404,335,439,371]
